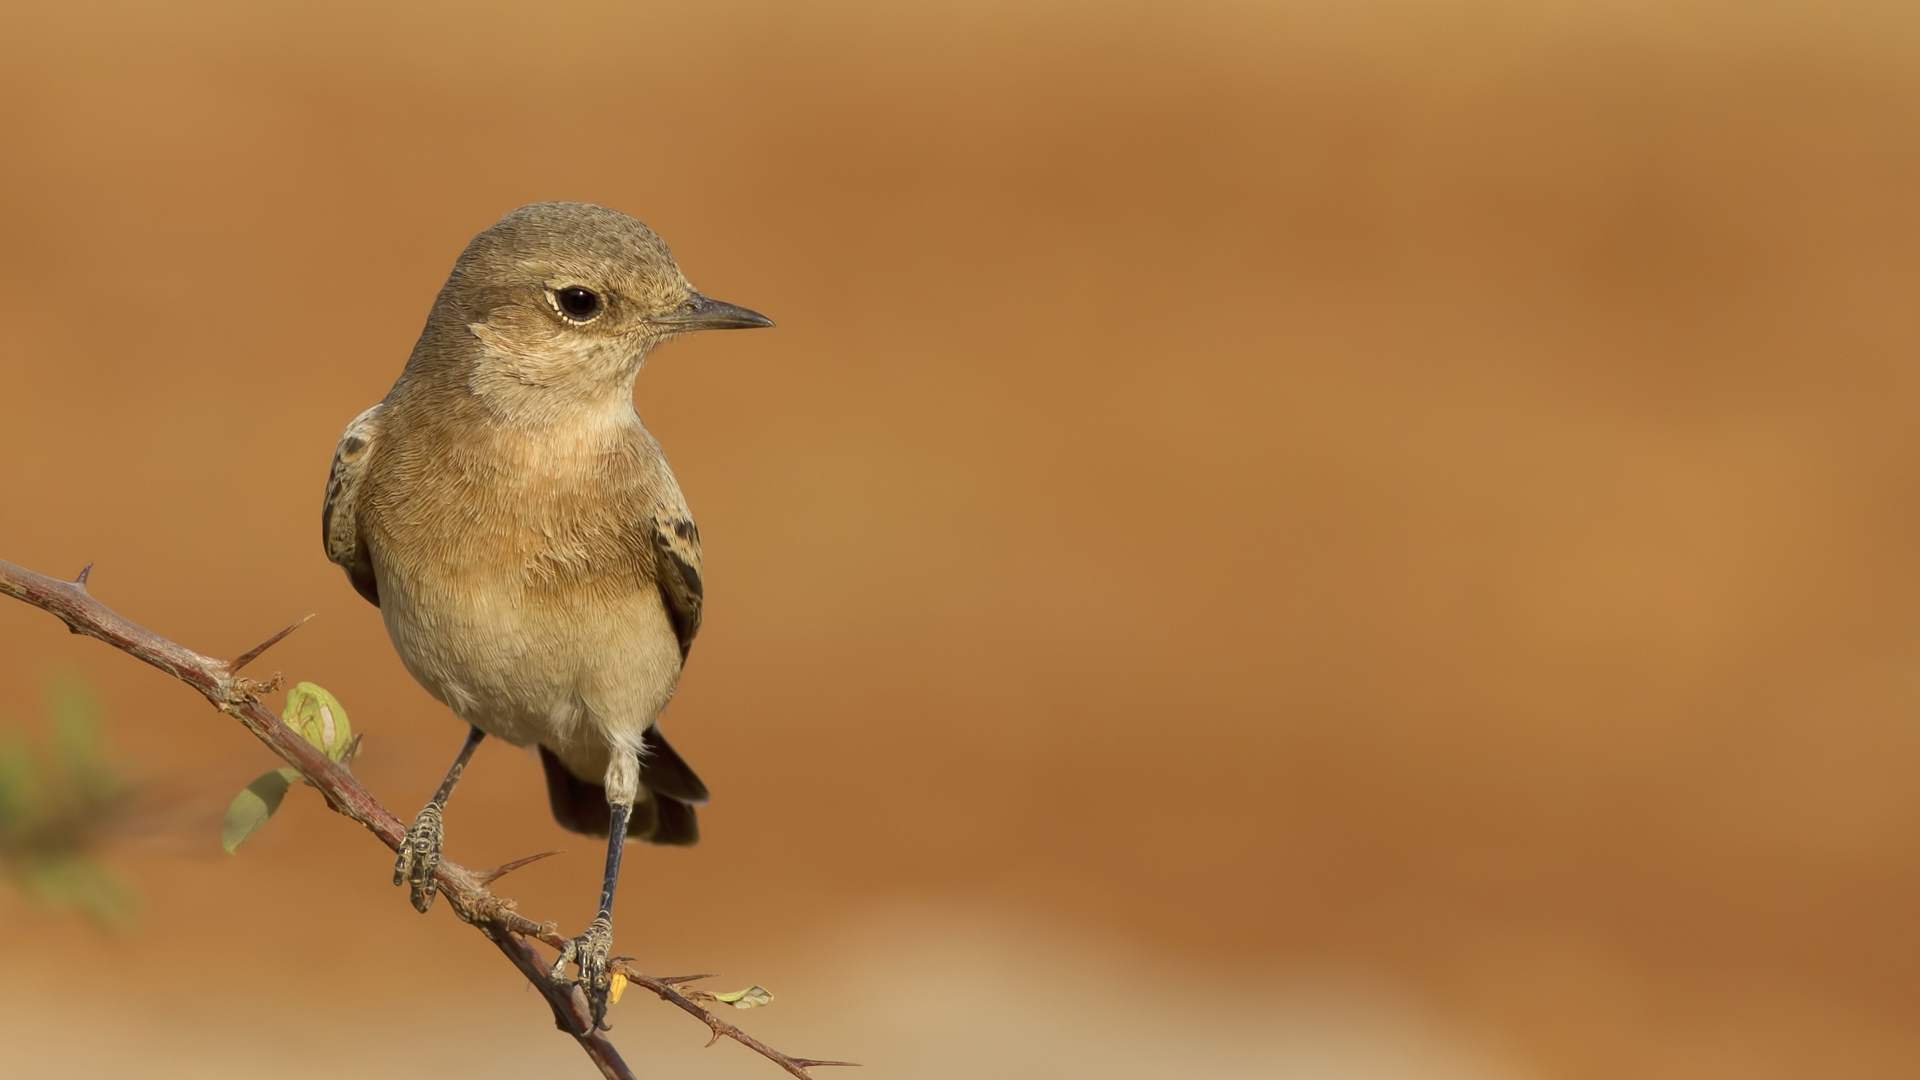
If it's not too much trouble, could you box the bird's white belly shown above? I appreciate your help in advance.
[378,570,682,776]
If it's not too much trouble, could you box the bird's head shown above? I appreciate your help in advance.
[410,201,771,410]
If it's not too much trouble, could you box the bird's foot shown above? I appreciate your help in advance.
[549,915,616,1029]
[392,802,444,913]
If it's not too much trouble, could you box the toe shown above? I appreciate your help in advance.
[393,809,445,910]
[408,844,440,911]
[409,872,437,912]
[548,945,575,983]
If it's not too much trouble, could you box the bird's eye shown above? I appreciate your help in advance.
[555,286,602,321]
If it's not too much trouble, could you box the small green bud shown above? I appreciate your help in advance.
[282,682,352,762]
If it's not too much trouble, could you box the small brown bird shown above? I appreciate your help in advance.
[321,201,771,1026]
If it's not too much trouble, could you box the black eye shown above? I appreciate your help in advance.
[555,286,601,320]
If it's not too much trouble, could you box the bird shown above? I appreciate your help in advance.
[320,201,771,1028]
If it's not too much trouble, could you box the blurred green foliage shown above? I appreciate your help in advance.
[0,673,135,929]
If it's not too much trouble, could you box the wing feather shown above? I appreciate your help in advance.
[650,508,703,663]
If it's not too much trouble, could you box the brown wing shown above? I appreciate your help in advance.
[321,404,383,607]
[650,510,703,663]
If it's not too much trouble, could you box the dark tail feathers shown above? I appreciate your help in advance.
[539,726,706,846]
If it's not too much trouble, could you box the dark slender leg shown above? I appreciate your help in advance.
[596,801,631,918]
[393,725,485,913]
[551,800,633,1030]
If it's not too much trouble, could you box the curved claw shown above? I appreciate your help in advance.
[392,803,445,913]
[549,916,616,1030]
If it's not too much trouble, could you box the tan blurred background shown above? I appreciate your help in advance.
[3,0,1919,1075]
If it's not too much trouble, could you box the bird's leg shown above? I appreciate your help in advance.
[551,750,637,1031]
[393,725,485,913]
[549,801,629,1029]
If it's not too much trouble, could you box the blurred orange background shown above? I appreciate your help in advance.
[3,1,1920,1076]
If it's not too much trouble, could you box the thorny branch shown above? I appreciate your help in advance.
[0,556,853,1080]
[617,965,858,1080]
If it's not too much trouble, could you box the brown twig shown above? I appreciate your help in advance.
[616,965,860,1079]
[0,555,850,1079]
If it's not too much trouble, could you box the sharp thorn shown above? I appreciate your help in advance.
[472,849,563,885]
[704,1028,724,1049]
[229,614,316,673]
[74,563,93,587]
[792,1060,861,1069]
[658,973,720,987]
[338,732,364,766]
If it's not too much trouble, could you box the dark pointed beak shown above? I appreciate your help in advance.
[649,293,775,331]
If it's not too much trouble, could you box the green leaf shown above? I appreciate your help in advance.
[222,767,300,853]
[713,985,774,1010]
